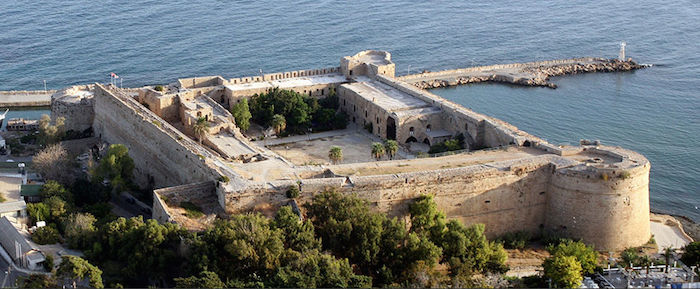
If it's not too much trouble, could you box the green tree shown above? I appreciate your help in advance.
[40,181,73,205]
[192,117,210,144]
[384,140,398,160]
[56,256,104,289]
[38,114,66,145]
[32,225,61,245]
[44,196,68,222]
[91,144,135,192]
[231,98,252,131]
[272,206,320,252]
[174,271,226,289]
[543,255,583,288]
[64,213,97,249]
[371,142,385,160]
[682,242,700,266]
[27,202,50,225]
[328,146,343,164]
[272,249,371,288]
[272,114,286,135]
[547,239,599,274]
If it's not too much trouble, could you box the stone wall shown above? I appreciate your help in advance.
[228,67,341,84]
[92,84,221,188]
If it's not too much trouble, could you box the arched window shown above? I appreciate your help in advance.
[426,124,432,132]
[409,127,414,136]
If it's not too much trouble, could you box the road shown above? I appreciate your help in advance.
[0,257,26,288]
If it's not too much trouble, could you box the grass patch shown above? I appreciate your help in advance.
[0,193,5,203]
[180,201,204,219]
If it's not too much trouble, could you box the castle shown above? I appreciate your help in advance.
[52,51,650,251]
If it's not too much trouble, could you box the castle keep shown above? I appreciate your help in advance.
[53,51,651,250]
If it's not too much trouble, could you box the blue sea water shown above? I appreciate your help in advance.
[0,0,698,220]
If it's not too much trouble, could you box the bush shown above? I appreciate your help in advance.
[428,139,463,154]
[33,226,61,245]
[498,231,531,249]
[180,201,204,218]
[154,85,164,92]
[286,186,300,199]
[219,175,230,183]
[43,254,54,271]
[0,193,5,203]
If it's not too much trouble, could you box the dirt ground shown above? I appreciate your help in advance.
[505,247,550,277]
[270,132,402,165]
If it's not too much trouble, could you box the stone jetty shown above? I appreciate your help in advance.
[0,90,54,107]
[398,57,647,89]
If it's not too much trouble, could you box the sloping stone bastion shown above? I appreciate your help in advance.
[53,50,650,251]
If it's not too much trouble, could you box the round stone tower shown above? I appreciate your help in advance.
[50,85,95,133]
[545,146,651,251]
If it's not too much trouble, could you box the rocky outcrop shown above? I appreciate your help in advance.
[412,59,647,89]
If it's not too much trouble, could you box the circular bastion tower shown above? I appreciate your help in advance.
[545,145,651,251]
[50,85,95,133]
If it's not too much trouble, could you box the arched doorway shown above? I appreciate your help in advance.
[405,136,417,143]
[386,117,397,140]
[423,138,430,145]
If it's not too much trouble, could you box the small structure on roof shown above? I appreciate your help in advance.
[0,216,45,270]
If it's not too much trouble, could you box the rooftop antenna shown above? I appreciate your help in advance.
[619,42,627,61]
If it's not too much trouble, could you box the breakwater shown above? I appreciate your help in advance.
[399,58,647,89]
[0,90,54,107]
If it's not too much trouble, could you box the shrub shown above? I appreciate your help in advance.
[0,193,5,203]
[498,231,531,249]
[33,226,61,245]
[152,120,162,128]
[154,85,164,92]
[219,175,230,183]
[600,173,609,181]
[620,171,631,179]
[43,254,54,271]
[180,201,204,219]
[429,139,462,154]
[286,186,300,199]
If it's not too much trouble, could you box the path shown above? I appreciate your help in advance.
[0,91,53,107]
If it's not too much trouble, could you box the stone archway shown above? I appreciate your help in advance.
[405,136,418,143]
[423,138,430,145]
[386,117,397,140]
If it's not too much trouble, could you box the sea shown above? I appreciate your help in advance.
[0,0,698,221]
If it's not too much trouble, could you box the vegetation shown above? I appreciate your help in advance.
[192,117,210,143]
[249,88,347,135]
[371,142,385,160]
[91,144,135,193]
[271,114,286,135]
[0,193,5,203]
[32,225,61,245]
[230,98,252,131]
[154,85,165,92]
[543,239,598,287]
[621,247,653,267]
[56,256,104,289]
[38,114,65,145]
[543,255,583,288]
[18,274,57,288]
[180,201,204,218]
[384,140,398,160]
[33,144,75,185]
[64,213,97,249]
[328,146,343,164]
[682,242,700,266]
[286,185,300,199]
[429,138,462,154]
[497,231,531,249]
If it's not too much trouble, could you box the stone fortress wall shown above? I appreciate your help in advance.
[50,85,96,132]
[61,51,651,251]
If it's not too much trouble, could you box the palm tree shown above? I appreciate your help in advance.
[192,117,210,144]
[371,142,385,161]
[384,140,398,160]
[272,114,286,136]
[328,146,343,164]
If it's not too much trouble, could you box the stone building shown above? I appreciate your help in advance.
[50,85,95,133]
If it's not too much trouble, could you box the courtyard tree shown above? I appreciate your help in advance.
[33,144,75,185]
[543,255,583,288]
[91,144,134,192]
[231,98,252,131]
[38,114,66,145]
[384,140,398,160]
[56,256,104,289]
[682,242,700,266]
[371,142,385,160]
[192,117,210,144]
[328,146,343,164]
[271,114,286,135]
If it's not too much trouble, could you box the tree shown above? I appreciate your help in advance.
[40,181,73,204]
[231,98,252,131]
[543,255,583,288]
[56,256,104,289]
[38,114,65,145]
[91,144,134,192]
[18,274,57,288]
[272,114,286,135]
[371,142,385,160]
[174,271,226,288]
[44,196,68,222]
[33,144,75,185]
[32,225,61,245]
[384,140,398,160]
[682,242,700,266]
[272,206,320,252]
[272,249,371,288]
[192,117,210,144]
[64,213,97,249]
[328,146,343,164]
[27,202,50,225]
[547,239,599,274]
